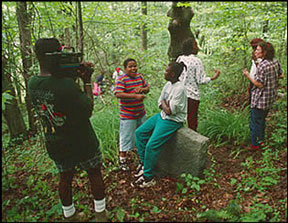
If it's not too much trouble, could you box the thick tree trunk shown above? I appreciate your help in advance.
[2,56,27,142]
[141,2,148,51]
[16,1,36,135]
[167,2,197,61]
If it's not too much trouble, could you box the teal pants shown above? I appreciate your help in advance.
[135,113,183,179]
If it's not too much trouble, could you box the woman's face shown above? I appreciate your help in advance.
[124,61,137,77]
[255,45,265,59]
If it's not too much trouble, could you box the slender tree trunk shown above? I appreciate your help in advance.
[167,2,197,61]
[2,11,23,105]
[16,1,36,135]
[2,56,27,142]
[65,27,71,48]
[78,2,84,61]
[141,2,148,51]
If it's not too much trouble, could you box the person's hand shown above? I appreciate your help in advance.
[134,88,142,94]
[77,62,94,83]
[134,94,146,100]
[243,68,250,77]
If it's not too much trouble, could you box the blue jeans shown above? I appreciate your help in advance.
[119,116,146,152]
[135,113,183,179]
[250,108,269,146]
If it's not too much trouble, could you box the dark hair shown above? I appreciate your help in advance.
[168,61,187,78]
[182,38,199,56]
[257,41,275,61]
[123,58,136,68]
[266,42,275,60]
[250,38,264,50]
[34,38,61,60]
[34,38,61,76]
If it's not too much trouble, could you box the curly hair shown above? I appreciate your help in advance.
[250,38,264,49]
[261,41,275,60]
[123,58,137,68]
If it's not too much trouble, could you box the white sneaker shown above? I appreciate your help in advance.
[119,159,130,171]
[131,176,156,188]
[140,178,156,188]
[134,163,144,178]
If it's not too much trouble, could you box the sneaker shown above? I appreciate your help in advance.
[64,211,85,222]
[134,163,144,178]
[95,209,111,222]
[259,142,265,147]
[247,144,261,151]
[141,177,156,188]
[131,176,156,188]
[119,160,130,171]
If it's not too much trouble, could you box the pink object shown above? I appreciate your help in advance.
[116,67,121,73]
[93,82,101,96]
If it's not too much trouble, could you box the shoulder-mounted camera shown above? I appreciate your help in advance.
[45,47,82,79]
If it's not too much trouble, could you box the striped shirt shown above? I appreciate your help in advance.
[114,73,149,120]
[251,59,283,110]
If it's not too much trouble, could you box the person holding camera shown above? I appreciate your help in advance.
[28,38,110,222]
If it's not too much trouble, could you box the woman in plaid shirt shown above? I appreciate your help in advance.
[243,41,284,150]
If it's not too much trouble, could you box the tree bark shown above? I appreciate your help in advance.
[16,1,36,135]
[78,2,84,61]
[167,2,197,61]
[2,56,27,142]
[141,2,148,51]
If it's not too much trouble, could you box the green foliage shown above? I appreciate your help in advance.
[197,200,241,222]
[179,173,206,194]
[2,90,13,111]
[198,106,250,146]
[1,2,287,222]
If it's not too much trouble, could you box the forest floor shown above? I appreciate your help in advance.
[101,144,287,222]
[100,93,287,222]
[2,93,287,222]
[84,94,286,222]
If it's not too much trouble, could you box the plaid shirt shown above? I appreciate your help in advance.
[251,59,282,110]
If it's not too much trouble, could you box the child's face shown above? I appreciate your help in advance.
[124,61,138,77]
[164,66,175,81]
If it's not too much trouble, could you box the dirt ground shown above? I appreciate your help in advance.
[101,143,287,222]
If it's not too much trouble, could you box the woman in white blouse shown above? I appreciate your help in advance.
[176,38,220,131]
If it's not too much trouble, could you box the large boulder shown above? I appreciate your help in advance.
[154,127,209,178]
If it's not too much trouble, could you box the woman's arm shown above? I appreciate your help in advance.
[243,68,264,88]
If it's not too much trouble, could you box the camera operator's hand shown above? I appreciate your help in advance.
[77,62,94,83]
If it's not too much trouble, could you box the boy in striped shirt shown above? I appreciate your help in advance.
[114,58,149,171]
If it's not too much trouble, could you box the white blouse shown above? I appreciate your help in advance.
[176,54,211,101]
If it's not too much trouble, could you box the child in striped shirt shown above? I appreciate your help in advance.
[114,58,149,171]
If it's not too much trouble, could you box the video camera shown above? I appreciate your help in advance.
[45,47,93,79]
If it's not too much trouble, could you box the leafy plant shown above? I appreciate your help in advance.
[198,106,250,146]
[180,173,206,193]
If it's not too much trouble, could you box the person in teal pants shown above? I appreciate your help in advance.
[131,61,187,188]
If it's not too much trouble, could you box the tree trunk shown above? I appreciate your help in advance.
[16,1,36,135]
[78,2,84,61]
[65,27,71,48]
[2,56,27,142]
[2,10,23,105]
[141,2,148,51]
[167,2,197,61]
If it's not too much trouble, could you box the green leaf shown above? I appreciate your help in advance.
[230,178,237,186]
[116,208,125,222]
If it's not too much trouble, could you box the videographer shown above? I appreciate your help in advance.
[28,38,110,222]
